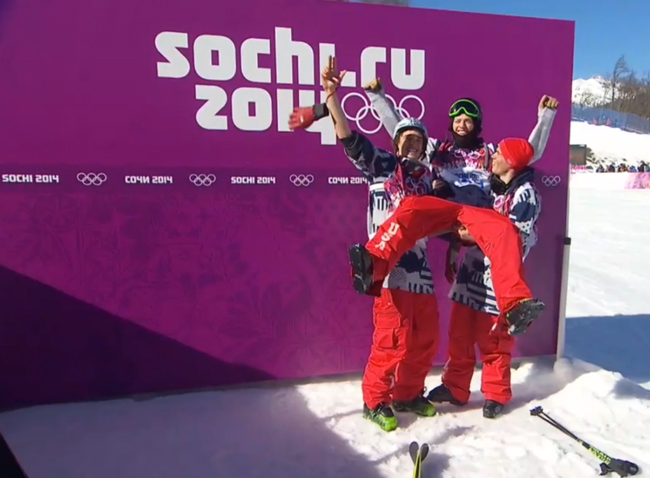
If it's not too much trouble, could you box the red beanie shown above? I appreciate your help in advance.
[499,138,534,172]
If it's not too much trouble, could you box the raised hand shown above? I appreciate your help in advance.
[364,78,383,93]
[540,95,559,110]
[321,55,347,95]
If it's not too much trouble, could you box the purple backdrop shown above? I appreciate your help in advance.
[0,0,574,410]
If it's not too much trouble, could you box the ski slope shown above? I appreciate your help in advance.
[571,76,650,166]
[570,120,650,166]
[1,186,649,478]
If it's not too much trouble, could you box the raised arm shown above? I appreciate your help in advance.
[364,79,437,159]
[322,56,397,178]
[527,95,559,165]
[364,79,402,137]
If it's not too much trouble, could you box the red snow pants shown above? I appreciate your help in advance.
[362,288,439,409]
[443,302,515,404]
[367,196,532,315]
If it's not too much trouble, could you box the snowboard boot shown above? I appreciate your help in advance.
[482,400,504,419]
[426,384,466,406]
[506,299,545,336]
[393,393,437,417]
[363,403,398,432]
[348,244,382,297]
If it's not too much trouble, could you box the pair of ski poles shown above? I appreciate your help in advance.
[530,406,639,477]
[407,407,640,478]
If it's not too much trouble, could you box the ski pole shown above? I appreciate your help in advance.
[530,406,639,477]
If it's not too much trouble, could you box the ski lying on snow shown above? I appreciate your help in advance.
[409,441,429,478]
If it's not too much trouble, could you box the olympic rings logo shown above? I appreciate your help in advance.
[289,174,314,187]
[189,174,216,186]
[340,92,426,135]
[541,175,561,187]
[77,172,107,186]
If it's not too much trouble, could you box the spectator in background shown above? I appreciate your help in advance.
[639,162,648,173]
[607,164,616,172]
[629,165,638,173]
[618,163,628,173]
[596,164,605,173]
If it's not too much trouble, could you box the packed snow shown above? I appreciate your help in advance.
[1,122,650,477]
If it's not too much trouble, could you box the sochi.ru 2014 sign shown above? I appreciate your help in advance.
[154,27,426,145]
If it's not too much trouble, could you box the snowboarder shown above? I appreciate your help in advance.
[431,137,544,418]
[316,55,439,432]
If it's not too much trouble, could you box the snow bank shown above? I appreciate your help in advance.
[570,171,650,190]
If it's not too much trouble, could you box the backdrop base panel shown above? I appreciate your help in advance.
[1,356,558,414]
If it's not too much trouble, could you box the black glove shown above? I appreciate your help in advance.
[431,179,455,199]
[489,174,508,195]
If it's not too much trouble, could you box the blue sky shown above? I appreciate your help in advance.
[408,0,650,79]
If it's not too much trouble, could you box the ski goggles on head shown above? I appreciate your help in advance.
[449,99,481,119]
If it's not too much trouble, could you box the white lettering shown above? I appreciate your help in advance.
[231,87,272,131]
[360,47,387,88]
[319,43,356,87]
[256,177,276,184]
[274,27,314,85]
[231,176,256,184]
[35,174,60,183]
[194,35,237,81]
[152,176,173,184]
[390,48,425,90]
[125,175,150,184]
[155,32,191,78]
[2,174,33,183]
[375,222,400,251]
[154,27,426,145]
[195,85,228,130]
[241,38,271,83]
[327,177,367,185]
[275,89,294,133]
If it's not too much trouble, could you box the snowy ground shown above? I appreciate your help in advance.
[1,187,650,477]
[570,120,650,166]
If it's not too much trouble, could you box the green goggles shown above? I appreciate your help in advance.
[449,99,480,119]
